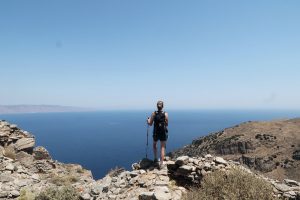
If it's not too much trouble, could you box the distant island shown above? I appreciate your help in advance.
[0,105,94,114]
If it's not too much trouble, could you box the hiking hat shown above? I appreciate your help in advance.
[157,101,164,110]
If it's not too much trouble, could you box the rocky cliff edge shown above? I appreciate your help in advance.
[1,120,300,200]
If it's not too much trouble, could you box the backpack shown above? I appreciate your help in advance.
[153,111,168,135]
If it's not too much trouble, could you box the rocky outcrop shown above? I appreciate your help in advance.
[0,121,35,154]
[79,154,300,200]
[15,137,35,151]
[241,155,276,172]
[0,120,95,200]
[170,119,300,181]
[33,146,51,160]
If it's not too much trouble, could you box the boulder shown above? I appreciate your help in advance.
[214,157,228,165]
[177,165,195,175]
[33,146,51,160]
[15,138,35,151]
[284,179,300,187]
[5,163,14,171]
[175,156,189,166]
[274,183,291,192]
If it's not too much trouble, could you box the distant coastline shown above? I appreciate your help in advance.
[0,105,95,114]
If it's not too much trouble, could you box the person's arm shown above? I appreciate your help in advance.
[165,112,169,126]
[147,112,155,126]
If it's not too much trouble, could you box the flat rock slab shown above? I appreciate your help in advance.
[154,190,171,200]
[284,179,300,187]
[177,165,195,175]
[0,175,14,183]
[214,157,228,165]
[15,138,35,151]
[274,183,291,192]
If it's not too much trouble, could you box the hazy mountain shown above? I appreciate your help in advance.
[0,105,94,114]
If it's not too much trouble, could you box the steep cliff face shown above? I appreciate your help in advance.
[170,119,300,181]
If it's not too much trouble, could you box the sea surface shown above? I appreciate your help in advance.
[1,110,300,179]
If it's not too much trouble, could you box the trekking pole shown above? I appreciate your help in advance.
[146,118,149,158]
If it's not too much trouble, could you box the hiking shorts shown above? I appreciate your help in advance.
[153,132,168,142]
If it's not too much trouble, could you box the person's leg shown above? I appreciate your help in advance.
[153,140,158,161]
[160,141,166,165]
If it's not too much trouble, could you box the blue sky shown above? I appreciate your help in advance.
[1,1,300,110]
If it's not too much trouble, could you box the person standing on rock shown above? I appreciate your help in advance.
[147,100,169,168]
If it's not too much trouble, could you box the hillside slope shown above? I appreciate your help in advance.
[170,118,300,181]
[1,119,300,199]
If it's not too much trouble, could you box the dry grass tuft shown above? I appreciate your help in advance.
[35,185,79,200]
[108,166,125,177]
[183,167,276,200]
[49,173,79,186]
[19,188,35,200]
[3,146,16,160]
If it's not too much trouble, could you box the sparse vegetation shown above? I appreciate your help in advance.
[76,167,84,174]
[108,166,125,177]
[35,186,79,200]
[183,168,276,200]
[19,188,35,200]
[3,146,16,160]
[49,173,79,186]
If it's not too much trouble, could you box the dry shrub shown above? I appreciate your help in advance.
[3,146,16,160]
[19,188,35,200]
[76,167,84,174]
[49,173,79,186]
[183,168,276,200]
[108,166,125,177]
[35,185,79,200]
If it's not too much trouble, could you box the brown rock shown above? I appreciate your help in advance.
[15,137,35,151]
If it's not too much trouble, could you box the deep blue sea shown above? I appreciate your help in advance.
[1,110,300,179]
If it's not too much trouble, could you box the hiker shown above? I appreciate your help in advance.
[147,101,169,168]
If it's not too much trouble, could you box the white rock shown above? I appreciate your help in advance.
[10,190,20,197]
[274,183,291,192]
[6,163,14,171]
[154,189,171,200]
[15,138,35,151]
[81,193,91,200]
[214,157,228,165]
[175,156,189,166]
[284,179,299,187]
[177,165,195,175]
[31,174,40,181]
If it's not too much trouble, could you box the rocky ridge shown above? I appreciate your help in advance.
[170,118,300,181]
[1,120,300,199]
